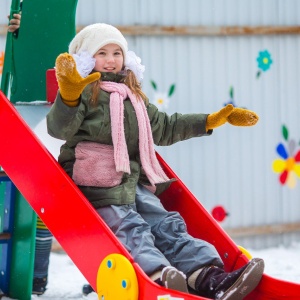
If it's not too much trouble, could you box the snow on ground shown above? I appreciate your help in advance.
[34,253,89,300]
[23,243,300,299]
[250,242,300,283]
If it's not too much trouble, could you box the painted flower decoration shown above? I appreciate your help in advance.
[211,205,229,222]
[152,92,170,110]
[256,50,273,78]
[150,80,175,111]
[272,125,300,188]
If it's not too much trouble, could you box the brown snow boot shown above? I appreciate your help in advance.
[153,266,189,293]
[188,258,264,299]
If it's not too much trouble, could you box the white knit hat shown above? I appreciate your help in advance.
[69,23,128,60]
[69,23,145,82]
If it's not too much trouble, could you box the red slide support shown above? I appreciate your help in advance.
[0,90,300,299]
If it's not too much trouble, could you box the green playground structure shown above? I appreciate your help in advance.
[1,0,77,102]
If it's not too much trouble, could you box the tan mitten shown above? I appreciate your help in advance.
[227,107,259,127]
[55,53,100,106]
[206,104,234,131]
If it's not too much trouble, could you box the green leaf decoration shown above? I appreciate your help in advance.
[150,80,157,90]
[282,125,288,141]
[168,84,175,97]
[256,70,261,79]
[229,86,234,99]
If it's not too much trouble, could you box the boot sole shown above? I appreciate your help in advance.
[218,258,265,300]
[164,268,189,293]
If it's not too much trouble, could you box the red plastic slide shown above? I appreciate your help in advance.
[0,90,299,299]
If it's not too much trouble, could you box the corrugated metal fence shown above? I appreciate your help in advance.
[1,0,300,249]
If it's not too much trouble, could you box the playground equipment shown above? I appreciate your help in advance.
[1,0,300,299]
[1,0,77,102]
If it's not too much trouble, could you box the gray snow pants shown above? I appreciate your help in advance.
[96,184,222,276]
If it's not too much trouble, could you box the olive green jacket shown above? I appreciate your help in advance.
[46,73,212,208]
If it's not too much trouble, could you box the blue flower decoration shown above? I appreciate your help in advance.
[257,50,273,72]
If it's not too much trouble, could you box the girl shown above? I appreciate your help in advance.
[47,23,264,299]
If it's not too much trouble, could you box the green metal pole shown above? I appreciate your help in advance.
[0,0,21,96]
[9,190,36,300]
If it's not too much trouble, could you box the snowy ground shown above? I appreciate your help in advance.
[4,242,299,300]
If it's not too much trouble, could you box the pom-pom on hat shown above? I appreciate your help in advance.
[69,23,128,60]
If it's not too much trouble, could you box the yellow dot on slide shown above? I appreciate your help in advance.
[97,254,138,300]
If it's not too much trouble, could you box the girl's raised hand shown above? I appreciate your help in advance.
[55,53,100,107]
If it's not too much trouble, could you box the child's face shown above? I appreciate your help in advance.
[93,43,124,74]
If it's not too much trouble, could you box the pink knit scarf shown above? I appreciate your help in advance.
[100,81,169,186]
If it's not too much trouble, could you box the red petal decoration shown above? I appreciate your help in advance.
[294,150,300,162]
[279,170,288,184]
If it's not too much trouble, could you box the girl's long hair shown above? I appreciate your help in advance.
[89,69,148,106]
